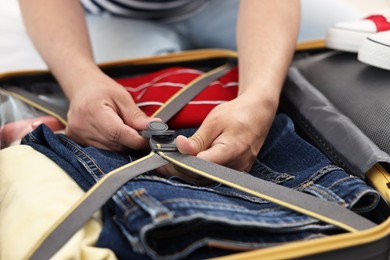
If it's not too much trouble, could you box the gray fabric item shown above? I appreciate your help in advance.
[284,67,390,179]
[294,52,390,157]
[4,87,68,123]
[284,51,390,179]
[81,0,207,22]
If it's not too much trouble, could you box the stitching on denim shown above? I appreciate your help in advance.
[134,192,173,221]
[252,159,295,184]
[155,198,296,216]
[130,175,270,204]
[23,132,40,144]
[59,136,105,180]
[310,165,341,182]
[348,190,380,213]
[304,185,347,206]
[296,166,379,211]
[113,192,130,210]
[120,197,275,217]
[327,176,355,190]
[294,165,341,191]
[120,189,173,220]
[163,198,255,212]
[123,190,140,207]
[141,212,328,234]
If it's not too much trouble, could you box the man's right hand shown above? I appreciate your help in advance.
[65,74,156,151]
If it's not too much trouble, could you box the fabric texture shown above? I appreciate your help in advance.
[81,0,208,22]
[21,114,380,259]
[115,66,238,129]
[0,145,116,260]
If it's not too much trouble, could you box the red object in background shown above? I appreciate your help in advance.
[115,66,239,129]
[0,115,65,148]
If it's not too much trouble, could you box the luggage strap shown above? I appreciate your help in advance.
[8,62,375,260]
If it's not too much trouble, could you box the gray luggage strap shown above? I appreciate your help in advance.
[18,63,376,260]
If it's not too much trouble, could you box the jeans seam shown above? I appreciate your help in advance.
[23,132,40,144]
[115,189,139,213]
[327,176,355,190]
[113,192,131,211]
[252,159,295,184]
[59,136,105,181]
[294,165,341,191]
[346,190,380,213]
[304,185,347,206]
[131,177,270,203]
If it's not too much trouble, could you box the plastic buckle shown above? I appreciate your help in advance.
[141,121,177,152]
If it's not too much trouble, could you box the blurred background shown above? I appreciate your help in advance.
[0,0,388,72]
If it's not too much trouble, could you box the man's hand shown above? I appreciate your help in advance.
[176,94,275,172]
[65,75,156,151]
[156,93,277,184]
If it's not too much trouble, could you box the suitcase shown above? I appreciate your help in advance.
[0,48,389,260]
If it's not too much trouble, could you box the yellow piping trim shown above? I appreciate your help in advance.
[0,49,238,79]
[367,163,390,203]
[25,152,157,259]
[295,39,326,51]
[157,151,359,233]
[1,89,68,126]
[151,63,231,118]
[214,217,390,260]
[99,49,238,68]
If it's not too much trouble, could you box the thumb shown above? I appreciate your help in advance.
[176,128,215,156]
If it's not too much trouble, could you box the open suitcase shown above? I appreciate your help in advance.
[0,49,389,260]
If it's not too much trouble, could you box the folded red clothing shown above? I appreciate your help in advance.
[115,66,238,129]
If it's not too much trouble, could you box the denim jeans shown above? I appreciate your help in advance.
[22,114,380,260]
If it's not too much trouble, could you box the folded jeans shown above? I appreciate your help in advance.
[21,113,380,259]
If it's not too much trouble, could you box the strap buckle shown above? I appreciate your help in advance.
[141,121,177,152]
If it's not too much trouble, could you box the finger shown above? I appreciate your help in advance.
[196,143,230,166]
[94,106,149,150]
[198,142,254,172]
[175,135,197,155]
[176,124,219,156]
[116,95,157,130]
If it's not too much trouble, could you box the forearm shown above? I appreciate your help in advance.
[237,0,300,106]
[19,0,100,99]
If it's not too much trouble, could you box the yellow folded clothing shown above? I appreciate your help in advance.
[0,145,116,260]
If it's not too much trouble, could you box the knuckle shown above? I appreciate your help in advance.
[190,135,206,150]
[131,108,146,119]
[108,128,122,144]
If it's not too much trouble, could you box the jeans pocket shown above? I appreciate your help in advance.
[105,175,341,259]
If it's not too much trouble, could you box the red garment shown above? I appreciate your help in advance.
[115,66,238,128]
